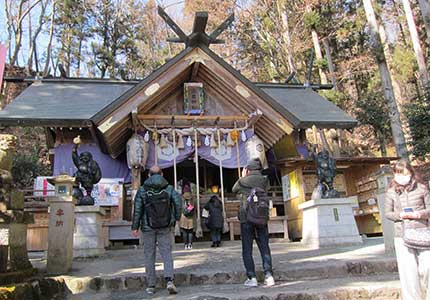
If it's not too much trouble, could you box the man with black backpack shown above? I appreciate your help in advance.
[132,166,182,295]
[232,158,275,287]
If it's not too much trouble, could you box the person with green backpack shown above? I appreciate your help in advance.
[131,166,182,295]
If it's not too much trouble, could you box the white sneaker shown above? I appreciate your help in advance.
[166,281,177,294]
[146,286,155,294]
[188,244,193,249]
[244,277,258,287]
[264,275,275,287]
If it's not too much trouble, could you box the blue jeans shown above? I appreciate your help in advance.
[210,228,222,242]
[240,221,273,279]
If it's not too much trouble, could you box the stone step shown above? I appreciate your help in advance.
[66,274,401,300]
[64,258,398,294]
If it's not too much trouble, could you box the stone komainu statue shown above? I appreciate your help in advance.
[311,147,339,199]
[72,136,102,205]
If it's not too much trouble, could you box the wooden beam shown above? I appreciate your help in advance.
[190,62,200,81]
[209,13,234,40]
[138,115,248,121]
[197,54,295,133]
[192,12,208,34]
[131,108,139,131]
[157,6,188,43]
[89,125,110,154]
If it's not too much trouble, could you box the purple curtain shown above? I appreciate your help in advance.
[197,130,253,168]
[143,129,254,169]
[144,138,194,169]
[53,144,131,182]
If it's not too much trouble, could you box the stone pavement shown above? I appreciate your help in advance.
[28,236,400,299]
[66,274,400,300]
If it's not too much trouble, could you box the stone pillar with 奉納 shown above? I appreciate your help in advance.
[376,170,395,253]
[46,175,76,275]
[299,197,363,248]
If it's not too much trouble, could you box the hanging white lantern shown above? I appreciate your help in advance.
[186,135,192,147]
[126,133,148,169]
[144,131,150,142]
[204,135,210,146]
[245,135,268,169]
[241,130,247,142]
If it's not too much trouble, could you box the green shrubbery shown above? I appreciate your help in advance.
[405,95,430,159]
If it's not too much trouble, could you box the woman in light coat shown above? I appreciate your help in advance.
[385,159,430,300]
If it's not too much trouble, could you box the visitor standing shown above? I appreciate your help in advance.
[385,159,430,300]
[179,191,195,249]
[204,195,224,247]
[232,158,275,287]
[132,166,182,295]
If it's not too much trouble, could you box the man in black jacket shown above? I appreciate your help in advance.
[132,166,182,295]
[232,158,275,287]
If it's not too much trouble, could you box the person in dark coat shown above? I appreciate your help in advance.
[232,158,274,288]
[204,195,224,247]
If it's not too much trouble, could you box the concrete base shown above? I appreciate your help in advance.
[299,197,362,248]
[74,206,106,258]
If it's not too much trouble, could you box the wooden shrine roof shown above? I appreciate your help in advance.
[0,45,357,157]
[0,80,134,127]
[257,83,358,129]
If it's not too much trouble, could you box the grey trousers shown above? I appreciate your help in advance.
[142,227,174,287]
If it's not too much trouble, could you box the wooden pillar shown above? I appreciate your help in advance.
[203,160,208,192]
[131,167,141,214]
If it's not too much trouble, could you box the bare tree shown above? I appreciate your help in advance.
[5,0,42,66]
[417,0,430,47]
[363,0,408,158]
[401,0,430,91]
[43,0,56,77]
[27,0,48,73]
[276,0,297,74]
[322,38,337,88]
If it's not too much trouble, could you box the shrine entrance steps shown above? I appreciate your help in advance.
[29,237,401,299]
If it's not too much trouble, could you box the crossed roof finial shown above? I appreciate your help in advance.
[157,6,234,47]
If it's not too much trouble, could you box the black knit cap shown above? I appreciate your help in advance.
[247,158,262,170]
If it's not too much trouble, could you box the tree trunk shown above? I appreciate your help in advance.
[376,129,387,157]
[9,0,42,66]
[363,0,408,158]
[43,0,56,77]
[311,29,328,84]
[401,0,430,91]
[27,0,47,74]
[418,0,430,47]
[27,5,32,73]
[76,37,83,77]
[276,1,296,74]
[322,38,337,88]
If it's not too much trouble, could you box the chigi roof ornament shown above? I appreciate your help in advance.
[157,6,234,47]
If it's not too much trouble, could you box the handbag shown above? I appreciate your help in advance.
[400,191,430,250]
[403,225,430,250]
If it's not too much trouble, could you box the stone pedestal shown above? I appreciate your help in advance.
[299,197,362,248]
[74,206,106,258]
[376,173,395,253]
[47,196,75,274]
